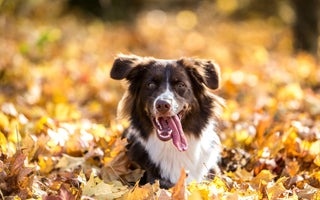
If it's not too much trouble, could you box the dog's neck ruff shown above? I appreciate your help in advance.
[127,118,220,184]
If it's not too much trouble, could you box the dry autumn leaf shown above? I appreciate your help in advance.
[1,1,320,199]
[126,181,158,200]
[171,168,187,200]
[83,173,128,200]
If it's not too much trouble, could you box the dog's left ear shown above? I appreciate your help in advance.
[110,54,142,80]
[181,58,221,90]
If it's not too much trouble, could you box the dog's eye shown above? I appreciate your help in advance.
[147,81,156,89]
[177,82,186,88]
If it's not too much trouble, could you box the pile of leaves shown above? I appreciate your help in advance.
[1,1,320,199]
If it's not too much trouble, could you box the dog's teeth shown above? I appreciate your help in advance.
[155,117,162,130]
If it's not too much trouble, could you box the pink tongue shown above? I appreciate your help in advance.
[167,115,188,151]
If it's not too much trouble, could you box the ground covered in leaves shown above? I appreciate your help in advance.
[1,1,320,199]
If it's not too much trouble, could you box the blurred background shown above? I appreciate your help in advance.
[0,0,320,145]
[1,2,320,198]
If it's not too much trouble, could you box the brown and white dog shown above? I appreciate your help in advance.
[110,54,223,188]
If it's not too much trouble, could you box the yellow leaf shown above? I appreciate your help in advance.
[83,172,128,200]
[310,140,320,157]
[56,154,85,171]
[193,182,211,200]
[83,173,111,198]
[188,189,204,200]
[14,196,21,200]
[314,155,320,167]
[0,131,7,154]
[0,112,9,130]
[211,176,228,190]
[313,191,320,200]
[21,133,36,161]
[283,128,300,156]
[233,167,252,181]
[7,120,21,144]
[91,124,107,138]
[38,155,55,174]
[277,83,304,101]
[267,177,288,199]
[251,170,276,185]
[54,103,81,121]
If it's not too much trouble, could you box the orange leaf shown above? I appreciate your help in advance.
[286,160,300,177]
[171,168,187,200]
[126,181,158,200]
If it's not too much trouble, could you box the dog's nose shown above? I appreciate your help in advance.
[156,100,171,114]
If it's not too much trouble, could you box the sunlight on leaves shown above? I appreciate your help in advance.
[1,1,320,199]
[83,173,128,200]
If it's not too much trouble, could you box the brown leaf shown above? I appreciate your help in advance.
[102,151,130,180]
[42,196,62,200]
[59,184,76,200]
[0,151,34,198]
[8,151,27,176]
[296,184,320,199]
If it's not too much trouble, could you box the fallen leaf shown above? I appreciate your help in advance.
[56,154,85,171]
[158,189,172,200]
[296,184,320,199]
[233,167,253,181]
[251,170,276,185]
[188,188,203,200]
[266,177,288,199]
[102,151,131,182]
[0,112,9,130]
[0,131,7,154]
[285,160,300,177]
[314,155,320,167]
[1,102,18,117]
[59,184,76,200]
[83,172,128,200]
[310,140,320,157]
[304,93,320,116]
[126,181,158,200]
[172,168,187,200]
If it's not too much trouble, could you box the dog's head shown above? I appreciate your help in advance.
[110,54,221,151]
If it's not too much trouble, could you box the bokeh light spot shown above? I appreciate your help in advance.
[147,9,167,29]
[176,10,198,30]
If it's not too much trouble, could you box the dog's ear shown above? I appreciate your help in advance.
[198,59,221,90]
[110,54,142,80]
[180,58,221,90]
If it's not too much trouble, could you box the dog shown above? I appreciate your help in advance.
[110,54,223,188]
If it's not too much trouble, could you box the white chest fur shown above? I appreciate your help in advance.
[130,120,221,184]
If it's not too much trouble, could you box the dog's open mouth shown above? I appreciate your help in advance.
[151,112,188,152]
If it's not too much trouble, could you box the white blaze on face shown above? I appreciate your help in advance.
[153,72,179,115]
[150,64,188,152]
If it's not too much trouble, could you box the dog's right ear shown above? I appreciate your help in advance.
[110,54,142,80]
